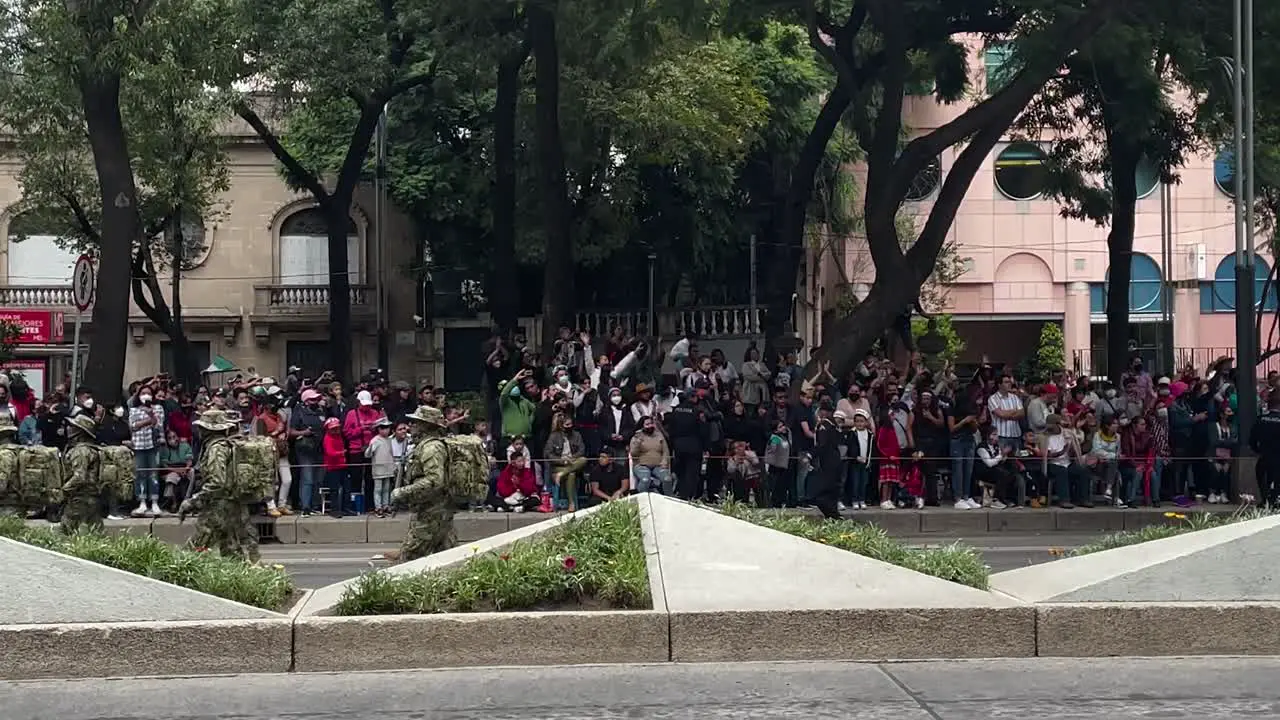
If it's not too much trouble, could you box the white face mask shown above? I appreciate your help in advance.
[610,396,622,405]
[557,375,569,386]
[113,407,124,418]
[139,394,152,403]
[1105,389,1117,398]
[83,398,94,409]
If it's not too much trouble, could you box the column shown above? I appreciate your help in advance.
[1063,282,1091,374]
[1173,287,1200,356]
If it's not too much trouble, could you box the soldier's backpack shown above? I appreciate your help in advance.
[0,444,21,505]
[224,435,278,499]
[17,445,65,506]
[410,434,489,501]
[97,445,136,499]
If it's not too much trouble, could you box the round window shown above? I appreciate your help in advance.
[994,142,1048,200]
[1214,148,1235,197]
[1134,155,1159,199]
[905,156,942,201]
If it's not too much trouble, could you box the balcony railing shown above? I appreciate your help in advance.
[0,286,77,307]
[575,305,762,339]
[254,284,371,310]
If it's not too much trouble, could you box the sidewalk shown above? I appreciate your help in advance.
[24,505,1239,545]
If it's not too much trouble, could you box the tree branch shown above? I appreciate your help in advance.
[381,55,441,101]
[131,241,174,335]
[59,192,100,245]
[233,101,331,203]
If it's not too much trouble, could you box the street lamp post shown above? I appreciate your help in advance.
[1233,0,1260,445]
[646,253,656,339]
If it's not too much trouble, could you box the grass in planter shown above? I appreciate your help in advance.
[0,515,295,611]
[1071,507,1273,556]
[335,499,649,615]
[718,498,990,590]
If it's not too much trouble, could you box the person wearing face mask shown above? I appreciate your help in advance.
[1145,377,1174,504]
[628,415,670,494]
[763,419,792,507]
[95,404,131,447]
[597,387,634,458]
[288,389,327,515]
[128,384,165,517]
[343,389,387,512]
[1093,382,1125,426]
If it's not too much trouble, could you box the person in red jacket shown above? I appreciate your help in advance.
[343,390,386,514]
[490,453,540,512]
[321,417,349,518]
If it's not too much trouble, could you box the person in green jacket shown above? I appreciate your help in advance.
[499,368,539,442]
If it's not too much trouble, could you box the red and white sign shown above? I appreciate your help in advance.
[0,311,64,344]
[2,359,47,396]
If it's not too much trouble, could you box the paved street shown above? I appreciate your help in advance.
[3,657,1278,719]
[260,532,1103,588]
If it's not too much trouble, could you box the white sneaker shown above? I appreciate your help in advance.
[1210,493,1222,504]
[148,502,164,517]
[991,500,1007,509]
[859,502,867,510]
[915,497,925,509]
[966,498,982,509]
[880,500,895,510]
[838,502,847,511]
[130,502,148,518]
[106,514,124,521]
[954,500,970,509]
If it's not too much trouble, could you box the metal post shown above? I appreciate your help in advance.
[70,315,82,387]
[748,234,758,339]
[646,253,656,339]
[1158,182,1173,372]
[375,103,390,373]
[1234,0,1260,444]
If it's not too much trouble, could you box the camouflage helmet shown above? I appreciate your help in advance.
[404,405,446,427]
[193,408,238,433]
[64,413,97,437]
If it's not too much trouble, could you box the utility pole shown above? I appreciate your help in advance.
[749,234,759,343]
[375,103,390,373]
[1234,0,1260,445]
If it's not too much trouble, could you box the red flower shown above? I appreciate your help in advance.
[500,553,511,561]
[193,546,208,553]
[562,556,577,572]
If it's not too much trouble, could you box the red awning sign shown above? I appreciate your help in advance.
[0,311,66,344]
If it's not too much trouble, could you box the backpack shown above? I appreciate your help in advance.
[410,434,489,501]
[97,445,136,499]
[225,435,278,499]
[0,445,21,504]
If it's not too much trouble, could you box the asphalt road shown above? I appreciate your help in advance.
[260,533,1104,588]
[4,657,1279,719]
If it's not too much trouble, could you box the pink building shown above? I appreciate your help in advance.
[838,47,1271,375]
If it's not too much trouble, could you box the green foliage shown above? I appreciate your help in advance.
[1034,323,1066,379]
[0,516,294,610]
[334,500,650,615]
[1072,508,1271,556]
[911,314,965,365]
[719,498,990,590]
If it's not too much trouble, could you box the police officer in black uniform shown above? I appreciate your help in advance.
[1249,388,1280,505]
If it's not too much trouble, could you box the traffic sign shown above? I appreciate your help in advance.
[72,254,94,311]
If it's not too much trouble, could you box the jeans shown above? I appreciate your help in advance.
[632,465,669,493]
[949,436,976,501]
[844,463,870,505]
[274,458,293,508]
[795,454,812,503]
[133,448,160,501]
[372,476,393,510]
[297,459,322,511]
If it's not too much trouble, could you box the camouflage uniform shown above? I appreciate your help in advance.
[180,409,260,563]
[61,414,104,534]
[0,418,21,516]
[390,406,455,562]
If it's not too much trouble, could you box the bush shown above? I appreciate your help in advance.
[719,499,990,589]
[335,500,650,615]
[0,515,295,611]
[911,314,966,366]
[1071,509,1269,556]
[1034,322,1066,381]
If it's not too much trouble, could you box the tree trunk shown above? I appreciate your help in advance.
[528,1,574,360]
[1105,144,1140,384]
[324,200,355,381]
[168,217,201,388]
[490,41,529,336]
[77,71,137,404]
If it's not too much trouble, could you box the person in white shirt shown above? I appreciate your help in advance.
[1042,414,1090,509]
[630,384,660,424]
[987,375,1025,450]
[845,410,873,509]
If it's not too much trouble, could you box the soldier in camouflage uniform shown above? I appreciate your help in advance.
[390,405,456,562]
[0,416,22,516]
[179,409,260,562]
[61,413,104,534]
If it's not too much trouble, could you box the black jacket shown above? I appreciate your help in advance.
[1250,410,1280,459]
[665,405,705,454]
[598,404,635,446]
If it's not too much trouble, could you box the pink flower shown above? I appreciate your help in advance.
[562,556,577,572]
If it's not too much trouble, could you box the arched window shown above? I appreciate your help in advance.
[5,212,78,287]
[278,208,360,286]
[994,142,1048,201]
[1214,148,1235,197]
[1088,253,1164,314]
[1199,255,1278,312]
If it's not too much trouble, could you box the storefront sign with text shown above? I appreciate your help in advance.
[0,311,64,344]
